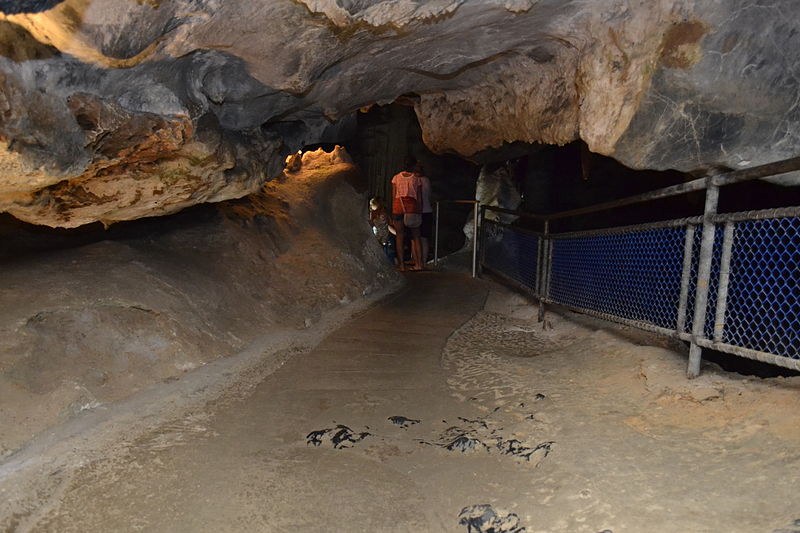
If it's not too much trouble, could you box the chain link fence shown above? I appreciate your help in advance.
[549,224,687,331]
[720,216,800,359]
[478,159,800,375]
[481,222,540,292]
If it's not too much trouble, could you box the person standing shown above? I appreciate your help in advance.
[415,161,433,269]
[391,157,424,271]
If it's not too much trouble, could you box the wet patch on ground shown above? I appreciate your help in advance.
[387,415,420,428]
[458,504,527,533]
[457,503,615,533]
[422,414,554,465]
[306,424,372,448]
[307,409,554,467]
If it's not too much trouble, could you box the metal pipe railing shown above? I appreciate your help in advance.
[713,221,736,343]
[687,180,720,378]
[475,155,800,378]
[537,220,549,323]
[472,201,479,279]
[433,202,440,266]
[539,156,800,221]
[675,224,696,335]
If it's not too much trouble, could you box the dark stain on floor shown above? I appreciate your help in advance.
[306,424,372,448]
[458,504,526,533]
[388,415,420,428]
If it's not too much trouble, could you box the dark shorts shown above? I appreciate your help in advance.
[391,213,404,224]
[421,212,433,239]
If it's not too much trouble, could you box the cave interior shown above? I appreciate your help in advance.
[1,2,800,531]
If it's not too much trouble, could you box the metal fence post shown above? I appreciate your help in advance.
[544,231,554,298]
[434,201,440,267]
[687,180,720,378]
[676,224,696,335]
[538,219,550,323]
[472,202,479,278]
[478,205,487,276]
[535,234,543,296]
[713,221,736,342]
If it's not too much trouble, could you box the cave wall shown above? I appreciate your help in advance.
[0,154,398,455]
[352,105,415,207]
[0,0,799,227]
[516,142,690,213]
[614,3,800,173]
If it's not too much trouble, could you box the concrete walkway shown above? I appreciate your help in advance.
[33,272,499,532]
[19,271,800,533]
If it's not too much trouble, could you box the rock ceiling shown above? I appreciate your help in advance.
[0,0,797,227]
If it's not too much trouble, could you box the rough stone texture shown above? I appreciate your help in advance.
[0,0,799,226]
[615,2,800,174]
[415,52,581,156]
[0,51,285,227]
[0,156,398,455]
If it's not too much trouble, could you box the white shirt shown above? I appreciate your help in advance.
[419,175,432,213]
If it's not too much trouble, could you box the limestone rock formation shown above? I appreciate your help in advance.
[0,0,798,226]
[0,156,397,455]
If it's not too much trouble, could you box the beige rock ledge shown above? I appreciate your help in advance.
[0,0,798,226]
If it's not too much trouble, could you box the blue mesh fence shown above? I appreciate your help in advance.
[479,209,800,368]
[548,227,687,330]
[481,222,539,292]
[722,217,800,359]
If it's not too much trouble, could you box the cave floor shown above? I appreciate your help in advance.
[17,273,800,533]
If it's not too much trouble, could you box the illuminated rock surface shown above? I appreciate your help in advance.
[0,0,799,226]
[0,156,397,455]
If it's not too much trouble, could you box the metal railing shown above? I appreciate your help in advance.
[433,200,479,278]
[478,157,800,377]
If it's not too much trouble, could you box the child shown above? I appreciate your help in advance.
[369,197,397,265]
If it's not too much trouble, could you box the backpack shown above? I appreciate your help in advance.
[399,195,419,214]
[399,173,421,213]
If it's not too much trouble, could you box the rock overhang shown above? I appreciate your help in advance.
[0,0,798,227]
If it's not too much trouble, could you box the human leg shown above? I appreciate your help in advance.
[410,226,423,270]
[392,214,406,271]
[419,213,433,268]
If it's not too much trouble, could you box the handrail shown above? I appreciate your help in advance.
[476,154,800,378]
[485,155,800,222]
[713,155,800,187]
[483,205,548,220]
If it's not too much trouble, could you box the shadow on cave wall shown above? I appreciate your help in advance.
[0,204,221,262]
[0,1,63,15]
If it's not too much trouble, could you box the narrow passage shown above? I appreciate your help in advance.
[30,273,800,533]
[36,273,494,532]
